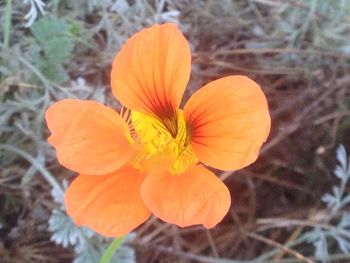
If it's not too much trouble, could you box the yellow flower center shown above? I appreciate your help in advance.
[129,110,197,174]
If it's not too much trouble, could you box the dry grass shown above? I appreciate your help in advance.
[1,0,350,262]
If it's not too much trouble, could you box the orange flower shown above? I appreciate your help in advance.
[45,24,271,237]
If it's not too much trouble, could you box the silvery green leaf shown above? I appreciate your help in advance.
[331,233,350,253]
[74,235,136,263]
[112,244,136,263]
[322,193,336,207]
[342,194,350,207]
[49,209,94,248]
[74,243,102,263]
[158,10,180,24]
[339,213,350,229]
[341,44,350,54]
[111,0,129,14]
[336,145,348,174]
[334,166,346,179]
[50,180,67,206]
[311,145,350,260]
[313,230,329,262]
[252,25,266,37]
[322,186,342,210]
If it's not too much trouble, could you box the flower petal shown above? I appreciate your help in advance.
[141,165,231,228]
[46,99,134,175]
[65,165,151,237]
[111,23,191,119]
[184,76,271,171]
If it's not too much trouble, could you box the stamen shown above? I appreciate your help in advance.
[120,107,137,140]
[129,110,198,174]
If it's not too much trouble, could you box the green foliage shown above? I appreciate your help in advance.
[48,169,136,263]
[34,57,69,83]
[1,0,350,262]
[30,16,75,83]
[306,145,350,261]
[276,0,350,51]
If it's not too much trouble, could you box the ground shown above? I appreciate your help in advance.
[0,0,350,262]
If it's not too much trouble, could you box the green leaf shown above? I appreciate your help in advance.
[35,57,69,84]
[30,16,74,64]
[31,16,69,44]
[44,36,74,63]
[69,21,82,36]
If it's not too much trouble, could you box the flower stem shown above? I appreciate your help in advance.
[99,236,125,263]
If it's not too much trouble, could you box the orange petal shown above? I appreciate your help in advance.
[45,99,134,175]
[141,165,231,228]
[111,23,191,119]
[184,76,271,171]
[65,165,151,237]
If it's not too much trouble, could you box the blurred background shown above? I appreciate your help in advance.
[1,0,350,262]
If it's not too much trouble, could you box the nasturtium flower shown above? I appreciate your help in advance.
[45,23,271,237]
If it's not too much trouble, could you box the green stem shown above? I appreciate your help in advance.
[3,0,12,48]
[99,237,125,263]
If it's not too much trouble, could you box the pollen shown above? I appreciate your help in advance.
[129,110,198,174]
